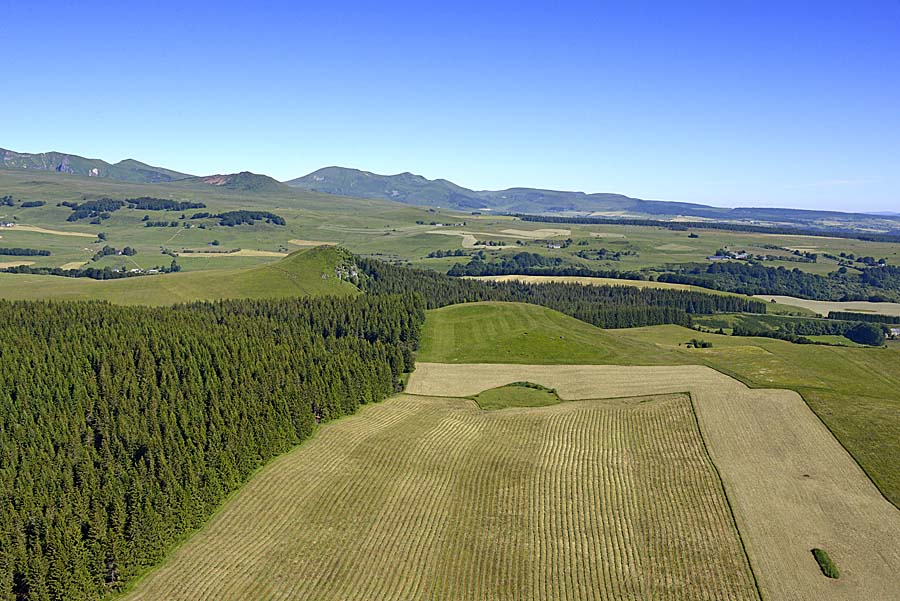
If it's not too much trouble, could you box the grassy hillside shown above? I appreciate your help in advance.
[0,247,358,304]
[419,301,900,506]
[418,302,669,364]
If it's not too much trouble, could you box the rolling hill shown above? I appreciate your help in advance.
[0,246,358,304]
[179,171,291,193]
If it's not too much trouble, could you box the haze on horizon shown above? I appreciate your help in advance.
[2,0,898,212]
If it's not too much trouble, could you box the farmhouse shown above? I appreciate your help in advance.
[547,243,562,249]
[890,327,900,339]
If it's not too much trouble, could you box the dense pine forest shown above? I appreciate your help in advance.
[659,262,900,302]
[0,295,420,600]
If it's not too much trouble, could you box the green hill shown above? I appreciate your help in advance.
[0,246,358,304]
[288,166,485,209]
[418,301,672,364]
[182,171,291,193]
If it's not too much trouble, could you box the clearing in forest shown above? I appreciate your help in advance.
[122,391,758,601]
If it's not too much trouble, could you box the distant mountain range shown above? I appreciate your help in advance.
[1,148,191,183]
[2,146,898,229]
[287,167,900,227]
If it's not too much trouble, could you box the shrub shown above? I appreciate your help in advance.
[811,548,839,579]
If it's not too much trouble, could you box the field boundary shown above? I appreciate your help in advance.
[685,392,765,601]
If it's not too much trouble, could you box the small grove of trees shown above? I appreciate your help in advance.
[91,245,138,261]
[216,211,286,226]
[426,249,467,258]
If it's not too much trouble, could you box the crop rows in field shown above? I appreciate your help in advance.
[408,363,900,601]
[123,393,757,600]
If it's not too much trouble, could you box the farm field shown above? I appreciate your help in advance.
[752,295,900,317]
[408,363,900,600]
[420,302,900,508]
[0,247,358,304]
[122,392,759,601]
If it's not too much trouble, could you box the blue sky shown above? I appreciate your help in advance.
[2,1,898,210]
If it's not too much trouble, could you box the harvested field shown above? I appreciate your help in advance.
[0,260,34,268]
[499,227,571,238]
[59,261,87,269]
[408,363,900,601]
[656,243,698,251]
[176,248,288,257]
[9,224,96,237]
[123,392,757,601]
[753,295,900,317]
[426,230,508,248]
[288,239,337,246]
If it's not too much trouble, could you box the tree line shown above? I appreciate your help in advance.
[358,257,766,329]
[215,211,285,226]
[0,248,50,257]
[2,261,180,279]
[446,251,647,280]
[828,311,900,324]
[658,262,900,302]
[0,294,421,600]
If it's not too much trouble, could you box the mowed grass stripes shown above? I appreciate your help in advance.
[123,393,758,601]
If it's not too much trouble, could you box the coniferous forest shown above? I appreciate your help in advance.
[0,295,420,600]
[0,256,768,600]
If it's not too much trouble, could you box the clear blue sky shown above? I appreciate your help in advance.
[2,1,898,210]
